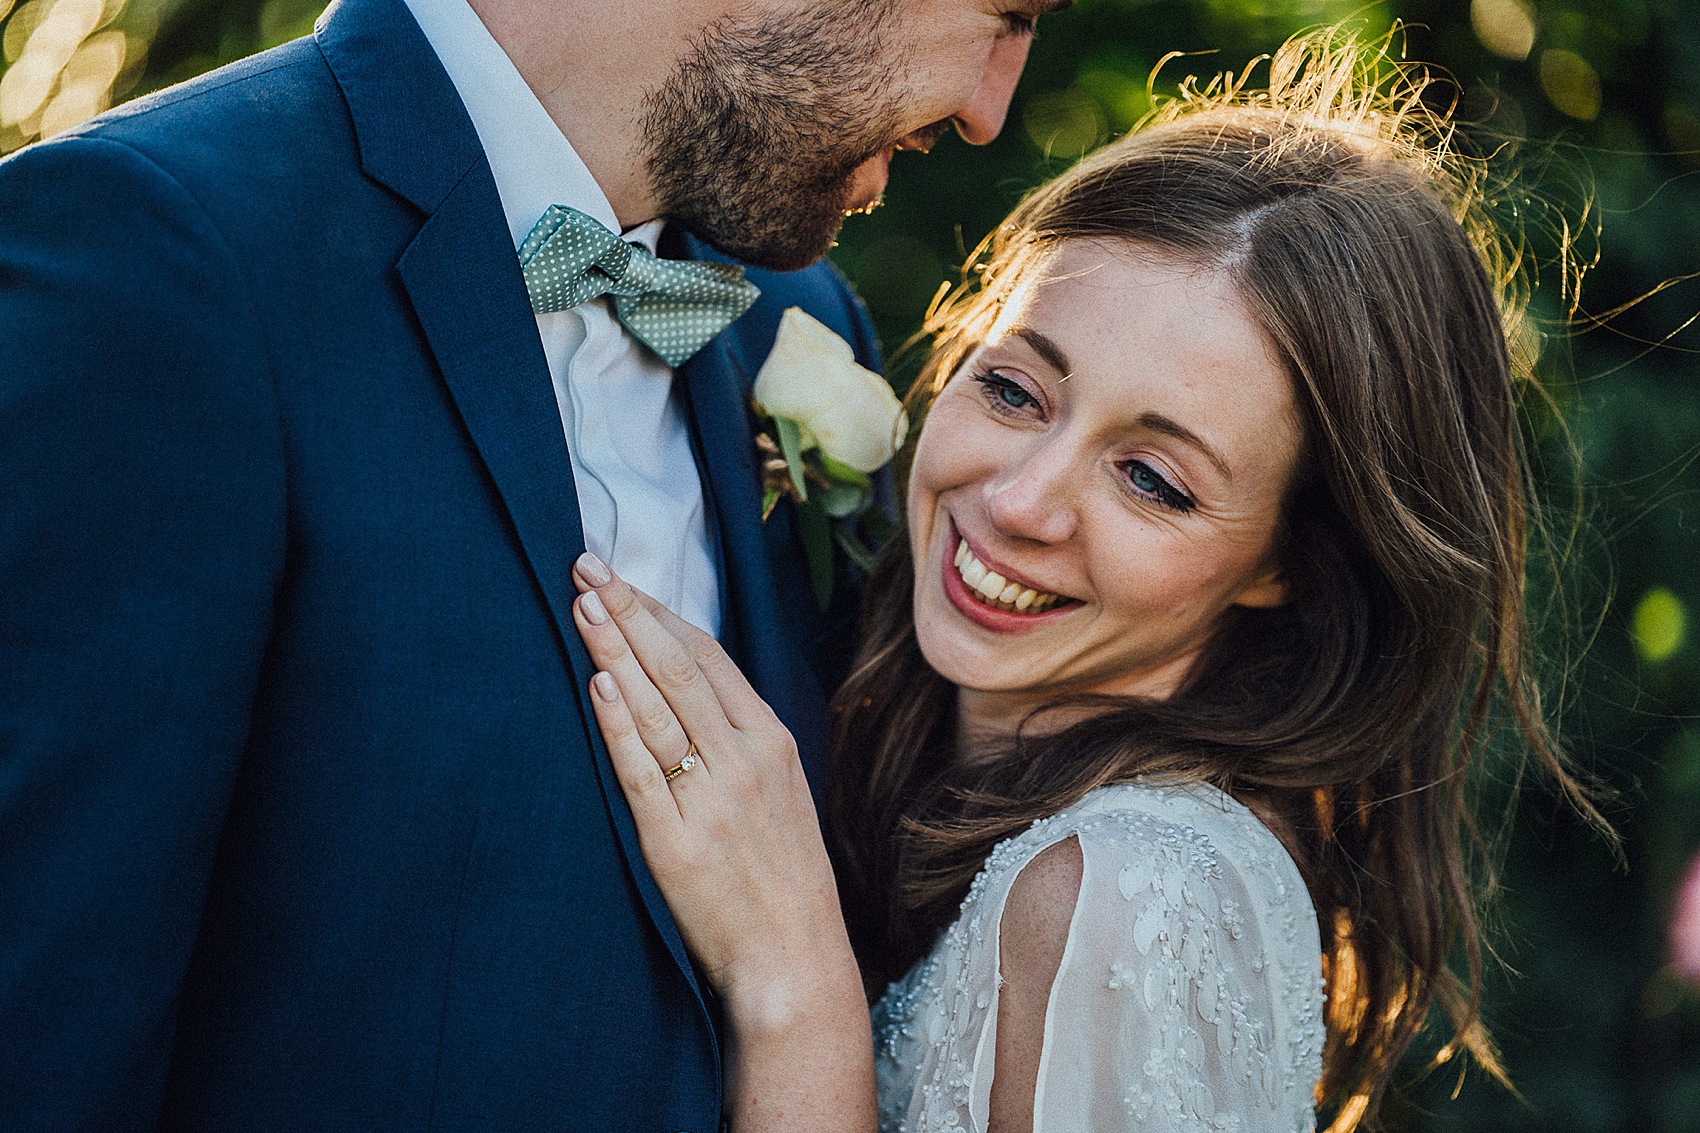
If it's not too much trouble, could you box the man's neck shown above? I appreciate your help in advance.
[465,0,683,228]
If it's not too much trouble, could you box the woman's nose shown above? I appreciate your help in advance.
[982,442,1077,544]
[951,33,1032,145]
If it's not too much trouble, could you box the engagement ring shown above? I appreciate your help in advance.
[663,743,700,782]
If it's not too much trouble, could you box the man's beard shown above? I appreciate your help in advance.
[639,0,911,271]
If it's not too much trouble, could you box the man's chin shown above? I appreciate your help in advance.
[680,212,845,273]
[673,179,870,271]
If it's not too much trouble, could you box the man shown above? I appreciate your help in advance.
[0,0,1067,1128]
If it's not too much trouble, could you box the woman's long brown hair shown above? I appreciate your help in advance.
[827,32,1613,1130]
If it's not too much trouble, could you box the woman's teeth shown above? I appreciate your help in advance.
[953,540,1064,614]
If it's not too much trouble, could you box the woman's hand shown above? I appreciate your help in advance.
[572,553,876,1132]
[569,551,863,1037]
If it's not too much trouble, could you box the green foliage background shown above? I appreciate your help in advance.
[4,0,1699,1127]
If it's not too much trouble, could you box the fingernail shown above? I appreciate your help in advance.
[577,552,612,587]
[593,671,619,701]
[579,590,608,625]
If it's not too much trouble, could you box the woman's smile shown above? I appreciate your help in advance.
[941,521,1079,629]
[907,240,1301,718]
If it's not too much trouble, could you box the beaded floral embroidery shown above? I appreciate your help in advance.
[872,781,1325,1133]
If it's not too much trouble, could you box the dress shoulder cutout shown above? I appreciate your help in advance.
[872,779,1326,1133]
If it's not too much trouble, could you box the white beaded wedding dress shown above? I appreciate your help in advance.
[871,780,1326,1132]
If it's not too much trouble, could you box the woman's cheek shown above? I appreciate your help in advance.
[921,397,998,485]
[907,410,960,507]
[905,433,939,536]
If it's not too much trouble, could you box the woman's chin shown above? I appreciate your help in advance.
[913,588,1200,707]
[912,595,1044,696]
[912,594,987,688]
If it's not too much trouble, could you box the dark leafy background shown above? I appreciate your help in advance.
[2,0,1697,1127]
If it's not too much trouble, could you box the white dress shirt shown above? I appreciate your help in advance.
[402,0,722,636]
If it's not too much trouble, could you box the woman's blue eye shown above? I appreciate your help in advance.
[1123,460,1195,513]
[973,372,1039,414]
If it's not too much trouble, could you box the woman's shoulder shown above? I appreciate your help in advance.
[875,779,1327,1133]
[978,778,1325,1013]
[981,778,1309,905]
[965,777,1324,1000]
[942,779,1325,1131]
[1083,779,1303,878]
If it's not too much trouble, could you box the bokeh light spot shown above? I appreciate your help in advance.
[1471,0,1537,61]
[4,1,43,65]
[1076,64,1150,134]
[1664,103,1700,166]
[1633,587,1686,663]
[0,52,55,124]
[1539,48,1601,121]
[0,0,133,142]
[37,28,122,136]
[1023,87,1107,160]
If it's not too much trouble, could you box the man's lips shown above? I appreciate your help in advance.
[845,123,951,213]
[845,150,892,214]
[896,120,952,154]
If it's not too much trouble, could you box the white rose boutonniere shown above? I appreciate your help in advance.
[752,307,908,609]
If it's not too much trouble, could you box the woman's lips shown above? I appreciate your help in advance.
[941,524,1078,632]
[954,534,1063,609]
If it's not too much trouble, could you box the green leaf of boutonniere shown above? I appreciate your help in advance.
[798,496,834,610]
[833,525,878,575]
[817,482,866,519]
[751,307,911,611]
[774,416,808,503]
[816,453,873,492]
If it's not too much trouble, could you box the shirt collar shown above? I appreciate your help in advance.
[399,0,663,254]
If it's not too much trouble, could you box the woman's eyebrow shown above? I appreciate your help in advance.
[1005,326,1232,480]
[1139,412,1232,482]
[1008,326,1073,377]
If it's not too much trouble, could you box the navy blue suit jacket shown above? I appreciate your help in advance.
[0,0,879,1127]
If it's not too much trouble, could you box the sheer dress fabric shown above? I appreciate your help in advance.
[872,781,1326,1132]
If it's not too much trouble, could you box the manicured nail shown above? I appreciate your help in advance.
[593,671,619,701]
[579,590,608,625]
[577,551,612,586]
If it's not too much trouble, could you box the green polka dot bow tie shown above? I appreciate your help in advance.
[519,204,760,367]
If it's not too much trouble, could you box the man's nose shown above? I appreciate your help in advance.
[952,33,1033,145]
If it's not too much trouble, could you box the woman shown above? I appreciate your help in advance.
[568,34,1604,1133]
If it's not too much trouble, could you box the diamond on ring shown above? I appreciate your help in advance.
[663,747,700,782]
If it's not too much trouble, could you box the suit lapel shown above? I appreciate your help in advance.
[674,317,835,793]
[317,0,709,1008]
[396,182,588,648]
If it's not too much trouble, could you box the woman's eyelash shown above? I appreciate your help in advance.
[1122,460,1195,513]
[971,371,1193,513]
[972,371,1041,416]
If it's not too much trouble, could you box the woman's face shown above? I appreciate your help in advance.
[907,241,1304,723]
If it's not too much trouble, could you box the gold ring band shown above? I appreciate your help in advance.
[663,742,700,782]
